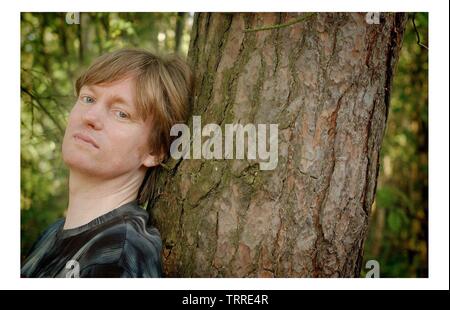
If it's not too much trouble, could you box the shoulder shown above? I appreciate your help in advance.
[41,218,65,240]
[117,215,163,277]
[21,218,65,276]
[86,212,162,254]
[122,214,162,250]
[25,218,64,256]
[80,212,163,277]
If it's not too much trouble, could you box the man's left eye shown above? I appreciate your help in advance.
[115,110,130,119]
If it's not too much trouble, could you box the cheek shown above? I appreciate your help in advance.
[62,113,77,146]
[71,105,84,120]
[64,108,80,134]
[107,148,142,175]
[109,131,147,162]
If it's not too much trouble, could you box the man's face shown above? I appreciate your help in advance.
[62,77,157,179]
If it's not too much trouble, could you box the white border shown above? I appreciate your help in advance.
[1,0,448,290]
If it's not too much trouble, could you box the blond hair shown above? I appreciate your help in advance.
[75,48,193,206]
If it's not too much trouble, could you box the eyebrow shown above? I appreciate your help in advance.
[109,94,136,112]
[82,85,97,96]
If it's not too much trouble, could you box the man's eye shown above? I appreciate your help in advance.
[115,110,130,120]
[81,96,95,104]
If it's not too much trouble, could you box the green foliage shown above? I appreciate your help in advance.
[20,12,192,262]
[362,13,428,277]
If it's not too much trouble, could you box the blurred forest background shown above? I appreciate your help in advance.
[20,13,428,277]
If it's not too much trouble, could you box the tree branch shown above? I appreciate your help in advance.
[412,13,428,50]
[21,86,65,134]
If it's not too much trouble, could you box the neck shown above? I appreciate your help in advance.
[63,169,145,229]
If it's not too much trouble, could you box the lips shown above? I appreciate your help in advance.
[73,133,99,149]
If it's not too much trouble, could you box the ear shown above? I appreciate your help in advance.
[142,153,160,168]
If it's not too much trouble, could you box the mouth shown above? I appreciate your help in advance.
[73,133,99,149]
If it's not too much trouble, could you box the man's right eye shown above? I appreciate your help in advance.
[80,95,95,104]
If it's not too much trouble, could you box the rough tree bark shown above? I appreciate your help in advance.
[152,13,407,277]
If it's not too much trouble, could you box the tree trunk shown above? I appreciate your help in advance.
[152,12,407,277]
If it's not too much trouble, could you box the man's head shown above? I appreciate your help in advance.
[62,48,193,205]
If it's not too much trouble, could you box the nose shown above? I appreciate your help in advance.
[81,103,104,130]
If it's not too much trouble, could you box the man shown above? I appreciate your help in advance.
[21,48,193,277]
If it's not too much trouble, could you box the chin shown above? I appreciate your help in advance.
[64,156,93,174]
[63,147,96,174]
